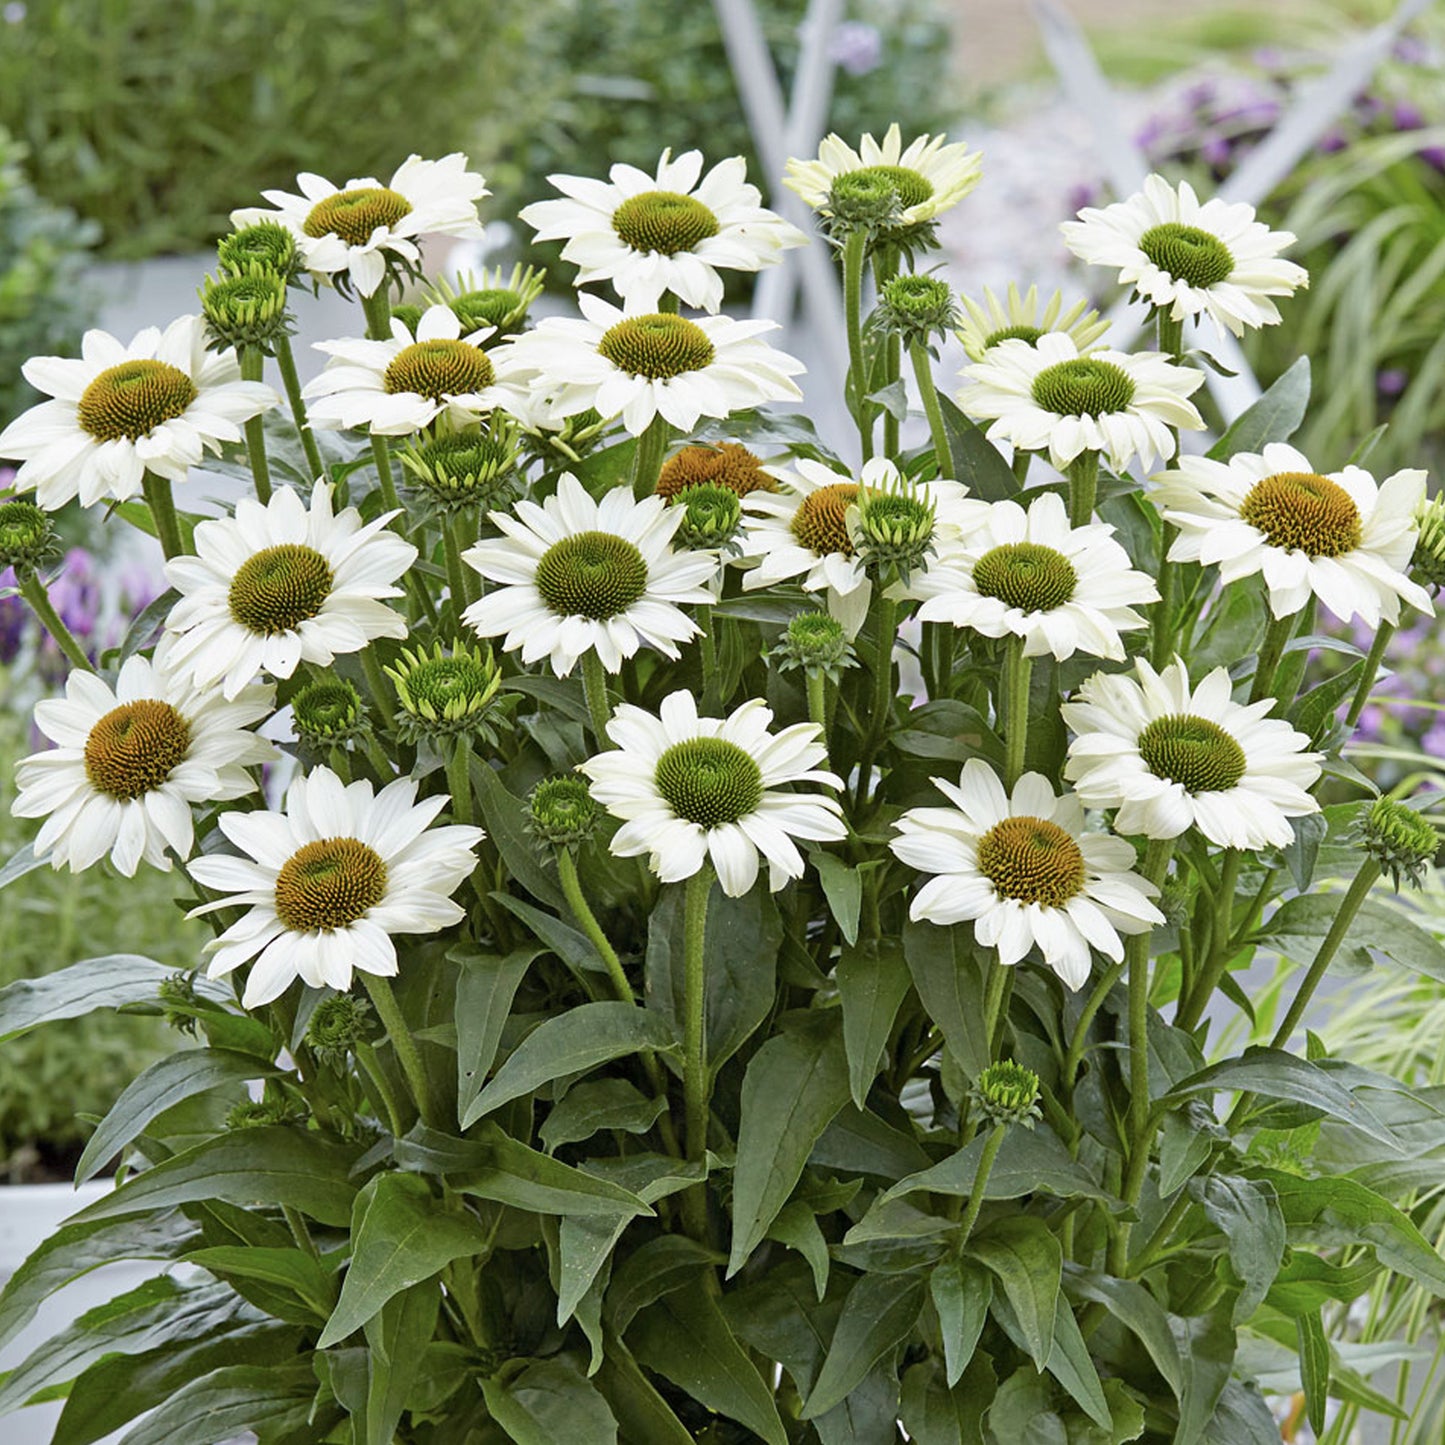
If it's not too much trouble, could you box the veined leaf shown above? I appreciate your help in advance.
[1207,357,1309,459]
[836,938,912,1108]
[802,1273,924,1419]
[903,919,990,1079]
[481,1357,619,1444]
[453,944,540,1126]
[966,1216,1062,1370]
[363,1281,442,1445]
[107,1361,314,1445]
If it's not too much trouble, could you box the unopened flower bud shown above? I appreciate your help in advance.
[1412,494,1445,592]
[971,1060,1042,1129]
[306,993,372,1059]
[389,303,425,336]
[676,482,742,552]
[399,424,521,515]
[386,640,509,744]
[771,609,856,680]
[292,678,368,751]
[875,273,958,343]
[853,476,935,581]
[216,221,301,282]
[527,775,600,851]
[200,266,292,353]
[1363,795,1439,890]
[0,499,59,571]
[429,264,547,340]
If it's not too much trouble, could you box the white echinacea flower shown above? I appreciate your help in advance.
[463,472,717,676]
[162,483,416,699]
[1062,657,1322,850]
[231,153,489,298]
[496,293,804,436]
[303,304,529,436]
[189,768,484,1008]
[1062,174,1308,338]
[959,332,1204,474]
[0,316,277,510]
[520,149,806,313]
[13,653,274,877]
[890,759,1163,990]
[1153,442,1432,627]
[579,689,845,897]
[955,283,1109,363]
[906,491,1158,661]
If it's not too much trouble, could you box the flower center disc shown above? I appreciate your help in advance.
[612,190,720,255]
[848,164,934,210]
[973,542,1078,612]
[657,443,775,500]
[534,530,649,620]
[77,360,198,442]
[84,700,191,800]
[597,314,716,379]
[1138,222,1236,290]
[303,186,413,246]
[1137,714,1248,794]
[384,340,495,400]
[655,736,764,828]
[274,837,388,932]
[985,324,1044,348]
[229,543,336,635]
[792,482,859,556]
[976,815,1085,907]
[1239,471,1362,558]
[409,658,488,708]
[1031,358,1136,418]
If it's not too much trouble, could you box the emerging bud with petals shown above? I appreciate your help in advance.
[386,639,510,744]
[1363,796,1439,891]
[1412,494,1445,593]
[771,609,856,681]
[853,473,935,581]
[200,266,292,353]
[527,775,600,852]
[399,423,521,515]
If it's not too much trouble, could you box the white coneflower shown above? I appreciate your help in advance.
[0,317,277,509]
[1153,442,1431,626]
[13,654,274,877]
[579,689,845,897]
[462,472,716,676]
[890,759,1163,990]
[1062,657,1322,850]
[1062,174,1308,338]
[162,483,416,699]
[955,283,1109,363]
[520,149,805,313]
[189,768,483,1008]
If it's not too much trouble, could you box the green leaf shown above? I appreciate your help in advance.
[0,954,207,1042]
[728,1011,851,1276]
[813,852,863,945]
[939,393,1019,500]
[0,841,42,891]
[184,1245,337,1319]
[605,1235,722,1335]
[966,1217,1062,1370]
[645,879,781,1078]
[1265,1250,1380,1316]
[1297,1310,1330,1436]
[803,1273,924,1419]
[453,1125,653,1218]
[473,761,565,907]
[629,1289,788,1445]
[493,893,606,978]
[481,1356,618,1444]
[1044,1300,1111,1430]
[900,1357,990,1445]
[76,1048,282,1183]
[462,1000,676,1126]
[1173,1306,1235,1445]
[766,1201,832,1302]
[454,945,539,1127]
[903,919,990,1079]
[103,1361,314,1445]
[1188,1175,1285,1324]
[594,1337,695,1445]
[985,1366,1067,1444]
[0,1212,195,1353]
[363,1280,442,1445]
[1258,893,1445,982]
[836,938,911,1108]
[931,1256,991,1388]
[541,1078,666,1152]
[1161,1048,1400,1149]
[1207,356,1309,459]
[70,1126,361,1227]
[813,1104,932,1179]
[319,1173,488,1346]
[1066,1272,1182,1397]
[885,1125,1111,1205]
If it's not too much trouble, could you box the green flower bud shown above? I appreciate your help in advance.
[676,481,742,552]
[521,406,610,467]
[1363,796,1440,890]
[427,264,547,340]
[199,266,292,353]
[527,775,600,851]
[825,170,906,235]
[216,221,301,281]
[398,423,521,515]
[389,303,425,336]
[771,609,856,680]
[158,972,202,1036]
[0,499,60,572]
[306,993,372,1060]
[225,1097,298,1130]
[853,474,936,581]
[971,1060,1042,1130]
[291,678,369,751]
[875,273,959,343]
[386,639,510,744]
[1412,494,1445,592]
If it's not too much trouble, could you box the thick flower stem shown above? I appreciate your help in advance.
[443,519,472,621]
[805,670,829,748]
[446,740,474,827]
[696,603,717,704]
[909,335,951,474]
[1175,847,1243,1033]
[956,1123,1006,1247]
[17,571,94,671]
[842,229,872,460]
[982,961,1014,1066]
[361,972,441,1131]
[360,646,396,730]
[240,348,272,503]
[1011,450,1031,486]
[1062,958,1127,1094]
[1067,451,1099,528]
[274,333,326,482]
[1150,524,1181,671]
[369,433,402,515]
[361,288,394,342]
[1002,637,1033,788]
[680,866,713,1241]
[1156,311,1185,361]
[557,848,633,1006]
[1249,610,1296,704]
[873,249,902,459]
[855,592,898,806]
[141,471,185,560]
[631,415,671,500]
[1346,621,1395,728]
[581,651,613,747]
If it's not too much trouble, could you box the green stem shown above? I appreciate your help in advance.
[1156,311,1185,361]
[240,348,272,503]
[369,432,401,515]
[697,603,717,704]
[557,848,633,1006]
[1002,636,1033,788]
[855,591,898,805]
[909,335,951,474]
[1011,450,1031,485]
[631,415,671,500]
[361,973,440,1130]
[1249,610,1296,704]
[983,964,1014,1065]
[956,1124,1006,1246]
[1174,847,1243,1033]
[361,288,394,341]
[283,1204,320,1260]
[581,650,613,747]
[1062,958,1126,1094]
[446,740,473,826]
[274,333,326,482]
[806,669,829,749]
[873,249,901,459]
[1346,621,1395,728]
[680,866,713,1241]
[360,646,396,730]
[1151,523,1180,671]
[141,471,185,560]
[842,229,871,460]
[356,1040,406,1137]
[1067,451,1099,527]
[17,571,94,670]
[443,517,472,620]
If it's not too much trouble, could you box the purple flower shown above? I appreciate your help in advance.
[1377,368,1410,398]
[1393,102,1425,132]
[1182,80,1217,110]
[1318,130,1349,154]
[1424,719,1445,759]
[47,548,100,641]
[828,21,882,77]
[0,569,27,665]
[1421,144,1445,172]
[1201,136,1233,170]
[1066,182,1102,215]
[1394,35,1429,66]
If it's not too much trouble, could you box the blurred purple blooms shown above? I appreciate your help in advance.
[828,21,883,78]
